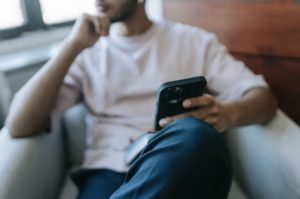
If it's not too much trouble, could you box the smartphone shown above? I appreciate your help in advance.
[154,76,207,131]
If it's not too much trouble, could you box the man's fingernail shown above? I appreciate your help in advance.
[183,100,191,107]
[159,119,168,127]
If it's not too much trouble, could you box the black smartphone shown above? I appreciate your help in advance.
[154,76,207,131]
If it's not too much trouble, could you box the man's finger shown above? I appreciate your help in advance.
[159,117,173,127]
[202,115,218,126]
[159,111,198,127]
[89,13,110,36]
[183,94,214,108]
[159,105,219,128]
[97,13,110,36]
[91,16,102,35]
[103,18,110,35]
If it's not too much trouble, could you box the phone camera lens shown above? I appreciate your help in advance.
[173,87,182,95]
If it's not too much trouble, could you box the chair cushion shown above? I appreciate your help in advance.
[228,178,247,199]
[57,172,78,199]
[62,104,87,165]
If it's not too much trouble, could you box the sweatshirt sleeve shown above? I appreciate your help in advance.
[201,33,268,101]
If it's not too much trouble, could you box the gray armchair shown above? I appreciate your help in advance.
[0,104,300,199]
[0,72,11,127]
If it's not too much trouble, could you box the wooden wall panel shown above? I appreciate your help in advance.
[163,1,300,58]
[232,53,300,123]
[164,0,300,124]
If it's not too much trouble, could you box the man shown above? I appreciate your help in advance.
[5,0,277,198]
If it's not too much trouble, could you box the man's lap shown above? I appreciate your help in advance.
[72,118,232,199]
[71,169,126,199]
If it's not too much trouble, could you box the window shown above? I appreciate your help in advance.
[0,0,24,30]
[0,0,94,39]
[40,0,94,24]
[0,0,162,40]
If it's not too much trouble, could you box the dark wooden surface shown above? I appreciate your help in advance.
[164,0,300,124]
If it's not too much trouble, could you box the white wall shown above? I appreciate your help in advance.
[146,0,163,21]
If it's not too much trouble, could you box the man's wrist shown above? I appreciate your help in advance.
[62,39,86,55]
[223,102,239,129]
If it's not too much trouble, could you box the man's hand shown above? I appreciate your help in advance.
[159,94,234,133]
[66,13,110,50]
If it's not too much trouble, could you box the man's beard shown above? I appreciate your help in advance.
[110,1,138,23]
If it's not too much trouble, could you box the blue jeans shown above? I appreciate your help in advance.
[71,117,232,199]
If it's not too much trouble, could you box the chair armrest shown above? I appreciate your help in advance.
[0,73,11,127]
[227,110,300,198]
[0,126,66,199]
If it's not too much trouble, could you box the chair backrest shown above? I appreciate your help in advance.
[163,0,300,125]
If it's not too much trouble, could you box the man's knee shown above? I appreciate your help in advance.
[165,117,221,147]
[149,116,228,160]
[167,117,231,177]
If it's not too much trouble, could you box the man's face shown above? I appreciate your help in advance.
[95,0,138,22]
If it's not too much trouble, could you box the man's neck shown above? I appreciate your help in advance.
[115,4,153,37]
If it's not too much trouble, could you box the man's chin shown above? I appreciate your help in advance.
[110,15,130,23]
[94,12,125,23]
[110,8,135,23]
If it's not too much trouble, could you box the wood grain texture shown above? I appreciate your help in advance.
[164,1,300,58]
[164,0,300,124]
[233,53,300,124]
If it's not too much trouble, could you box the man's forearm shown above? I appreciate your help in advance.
[225,88,278,128]
[5,41,84,138]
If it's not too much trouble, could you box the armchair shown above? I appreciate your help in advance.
[0,72,11,127]
[0,104,299,199]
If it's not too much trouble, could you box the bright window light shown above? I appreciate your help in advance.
[0,0,24,30]
[40,0,95,24]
